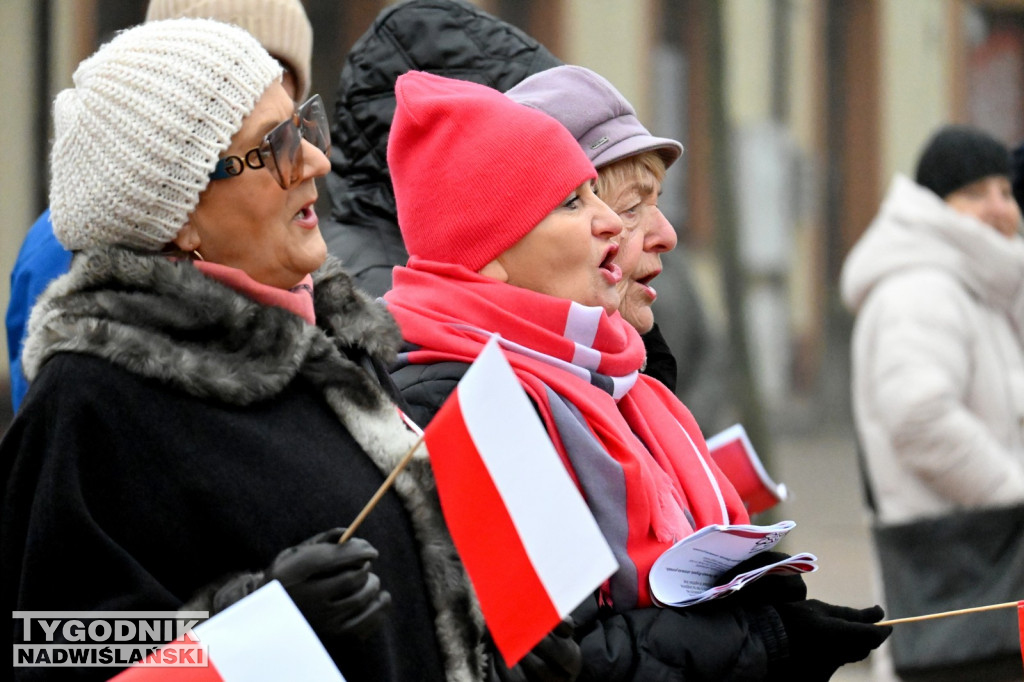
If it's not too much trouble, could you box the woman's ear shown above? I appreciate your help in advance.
[478,259,508,282]
[171,223,200,252]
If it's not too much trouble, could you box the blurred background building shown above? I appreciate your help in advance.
[3,3,1021,678]
[5,0,1023,437]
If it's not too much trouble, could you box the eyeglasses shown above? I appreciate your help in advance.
[209,94,329,190]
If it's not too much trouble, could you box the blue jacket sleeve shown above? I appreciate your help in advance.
[6,209,72,411]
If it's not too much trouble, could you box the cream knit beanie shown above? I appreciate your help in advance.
[50,18,281,251]
[145,0,313,100]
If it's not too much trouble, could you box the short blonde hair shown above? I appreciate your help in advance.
[595,151,667,209]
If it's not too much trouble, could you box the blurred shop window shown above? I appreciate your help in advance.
[964,3,1024,143]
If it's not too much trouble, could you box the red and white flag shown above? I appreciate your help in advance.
[424,337,619,667]
[1018,600,1024,671]
[110,581,344,681]
[706,423,788,515]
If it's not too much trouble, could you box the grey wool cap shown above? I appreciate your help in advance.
[506,64,683,170]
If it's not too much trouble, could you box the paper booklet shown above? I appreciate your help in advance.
[649,520,818,608]
[706,423,788,515]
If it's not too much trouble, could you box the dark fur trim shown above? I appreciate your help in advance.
[23,249,397,409]
[22,246,486,680]
[313,256,402,361]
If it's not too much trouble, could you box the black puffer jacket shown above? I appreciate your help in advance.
[322,0,561,297]
[390,359,794,681]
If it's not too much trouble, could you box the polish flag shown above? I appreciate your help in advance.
[110,581,344,681]
[1018,601,1024,671]
[424,337,619,667]
[706,423,788,515]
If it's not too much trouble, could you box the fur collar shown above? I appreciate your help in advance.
[22,247,399,406]
[22,246,487,681]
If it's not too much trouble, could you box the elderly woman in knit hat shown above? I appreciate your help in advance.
[0,19,484,682]
[385,70,891,682]
[7,0,314,412]
[842,125,1024,681]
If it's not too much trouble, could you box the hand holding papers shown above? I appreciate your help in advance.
[649,520,817,608]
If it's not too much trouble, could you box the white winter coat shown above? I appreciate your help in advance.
[842,174,1024,525]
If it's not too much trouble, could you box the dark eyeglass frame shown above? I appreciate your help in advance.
[209,94,329,190]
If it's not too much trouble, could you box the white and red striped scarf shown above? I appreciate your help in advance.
[384,258,749,609]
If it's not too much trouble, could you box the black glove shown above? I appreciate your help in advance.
[768,599,892,681]
[211,528,391,642]
[715,551,808,606]
[490,619,582,682]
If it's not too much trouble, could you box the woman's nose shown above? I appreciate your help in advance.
[594,201,623,238]
[983,191,1015,220]
[643,207,677,253]
[299,138,331,181]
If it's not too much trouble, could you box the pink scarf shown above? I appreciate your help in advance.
[385,258,748,608]
[192,260,316,325]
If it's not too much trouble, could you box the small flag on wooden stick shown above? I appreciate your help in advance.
[423,337,619,667]
[877,599,1024,674]
[1018,600,1024,671]
[877,600,1022,626]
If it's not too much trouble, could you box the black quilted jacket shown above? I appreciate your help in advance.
[322,0,561,298]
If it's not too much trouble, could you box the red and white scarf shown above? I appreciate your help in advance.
[385,258,749,609]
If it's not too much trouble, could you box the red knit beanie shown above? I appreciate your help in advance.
[388,71,597,272]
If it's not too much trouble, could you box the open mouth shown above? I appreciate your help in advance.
[636,271,658,287]
[634,270,660,299]
[293,202,318,229]
[599,245,623,283]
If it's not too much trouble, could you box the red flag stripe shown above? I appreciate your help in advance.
[109,638,222,681]
[426,389,561,666]
[1017,601,1024,672]
[112,663,221,681]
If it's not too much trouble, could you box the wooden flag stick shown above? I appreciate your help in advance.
[338,434,425,545]
[877,601,1020,626]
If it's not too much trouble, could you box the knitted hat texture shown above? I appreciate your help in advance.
[50,18,281,251]
[915,124,1011,199]
[387,71,597,272]
[145,0,312,100]
[506,65,683,170]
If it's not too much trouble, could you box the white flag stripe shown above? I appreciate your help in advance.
[194,581,345,681]
[458,339,618,615]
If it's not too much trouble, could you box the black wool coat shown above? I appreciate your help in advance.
[322,0,561,298]
[2,248,487,682]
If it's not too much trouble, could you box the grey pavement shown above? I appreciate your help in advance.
[766,406,875,681]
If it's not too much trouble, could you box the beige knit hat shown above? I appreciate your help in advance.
[50,18,281,251]
[145,0,313,100]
